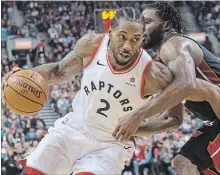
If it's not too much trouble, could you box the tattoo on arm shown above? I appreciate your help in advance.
[75,32,98,53]
[46,51,83,83]
[33,33,99,84]
[48,64,64,79]
[82,38,92,48]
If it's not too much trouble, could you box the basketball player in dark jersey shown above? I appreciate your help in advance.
[113,2,220,175]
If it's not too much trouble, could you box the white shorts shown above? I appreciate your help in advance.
[20,113,135,175]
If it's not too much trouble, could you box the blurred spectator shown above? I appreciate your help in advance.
[189,1,220,42]
[202,36,215,53]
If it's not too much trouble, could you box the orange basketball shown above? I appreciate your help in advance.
[3,70,49,116]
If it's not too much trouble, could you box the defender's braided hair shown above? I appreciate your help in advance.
[111,7,144,28]
[144,2,187,34]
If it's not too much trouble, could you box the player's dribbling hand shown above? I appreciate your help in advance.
[2,67,21,104]
[112,114,142,141]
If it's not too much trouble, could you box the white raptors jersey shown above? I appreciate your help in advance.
[71,34,152,140]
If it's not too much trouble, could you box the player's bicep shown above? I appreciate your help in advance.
[153,61,174,87]
[57,33,103,79]
[144,61,173,95]
[161,40,196,86]
[169,52,196,82]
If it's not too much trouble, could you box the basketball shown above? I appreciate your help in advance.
[3,70,49,116]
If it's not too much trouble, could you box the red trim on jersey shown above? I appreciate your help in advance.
[203,168,218,175]
[207,134,220,171]
[26,167,45,175]
[192,131,203,138]
[75,172,95,175]
[83,35,105,69]
[17,158,26,166]
[141,60,153,99]
[107,48,143,74]
[196,60,220,84]
[17,159,45,175]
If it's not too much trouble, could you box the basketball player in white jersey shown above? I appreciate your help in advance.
[2,7,218,175]
[2,7,169,175]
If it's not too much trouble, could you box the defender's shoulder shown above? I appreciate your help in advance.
[161,36,189,54]
[165,35,200,49]
[160,36,202,63]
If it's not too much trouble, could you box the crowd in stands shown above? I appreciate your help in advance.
[1,1,216,175]
[189,1,220,41]
[1,2,47,175]
[1,1,16,76]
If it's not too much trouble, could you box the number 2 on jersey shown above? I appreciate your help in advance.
[96,99,110,117]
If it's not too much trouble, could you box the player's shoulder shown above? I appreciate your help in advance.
[162,36,190,52]
[160,35,202,62]
[164,35,202,52]
[74,33,105,57]
[78,32,104,46]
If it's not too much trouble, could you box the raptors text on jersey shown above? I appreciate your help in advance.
[70,35,152,140]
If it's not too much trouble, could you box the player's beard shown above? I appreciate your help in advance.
[143,25,164,50]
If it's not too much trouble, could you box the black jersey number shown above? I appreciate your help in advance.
[96,99,110,117]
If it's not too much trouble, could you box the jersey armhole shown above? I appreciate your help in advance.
[141,60,153,99]
[83,34,105,69]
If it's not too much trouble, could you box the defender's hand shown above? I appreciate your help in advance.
[112,114,142,141]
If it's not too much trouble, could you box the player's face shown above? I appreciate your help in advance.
[109,19,144,66]
[141,9,165,49]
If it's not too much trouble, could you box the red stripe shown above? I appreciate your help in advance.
[26,167,45,175]
[203,168,218,175]
[197,60,220,84]
[107,48,143,74]
[83,35,105,69]
[207,134,220,171]
[141,60,152,99]
[192,131,203,138]
[75,173,94,175]
[17,159,45,175]
[17,159,26,166]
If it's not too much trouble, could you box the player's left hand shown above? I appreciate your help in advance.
[112,114,142,141]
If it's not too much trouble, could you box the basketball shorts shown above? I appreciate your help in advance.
[179,119,220,174]
[17,112,135,175]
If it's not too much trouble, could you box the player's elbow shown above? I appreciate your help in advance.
[179,79,196,96]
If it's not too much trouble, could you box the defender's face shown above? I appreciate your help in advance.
[109,19,144,66]
[141,9,165,49]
